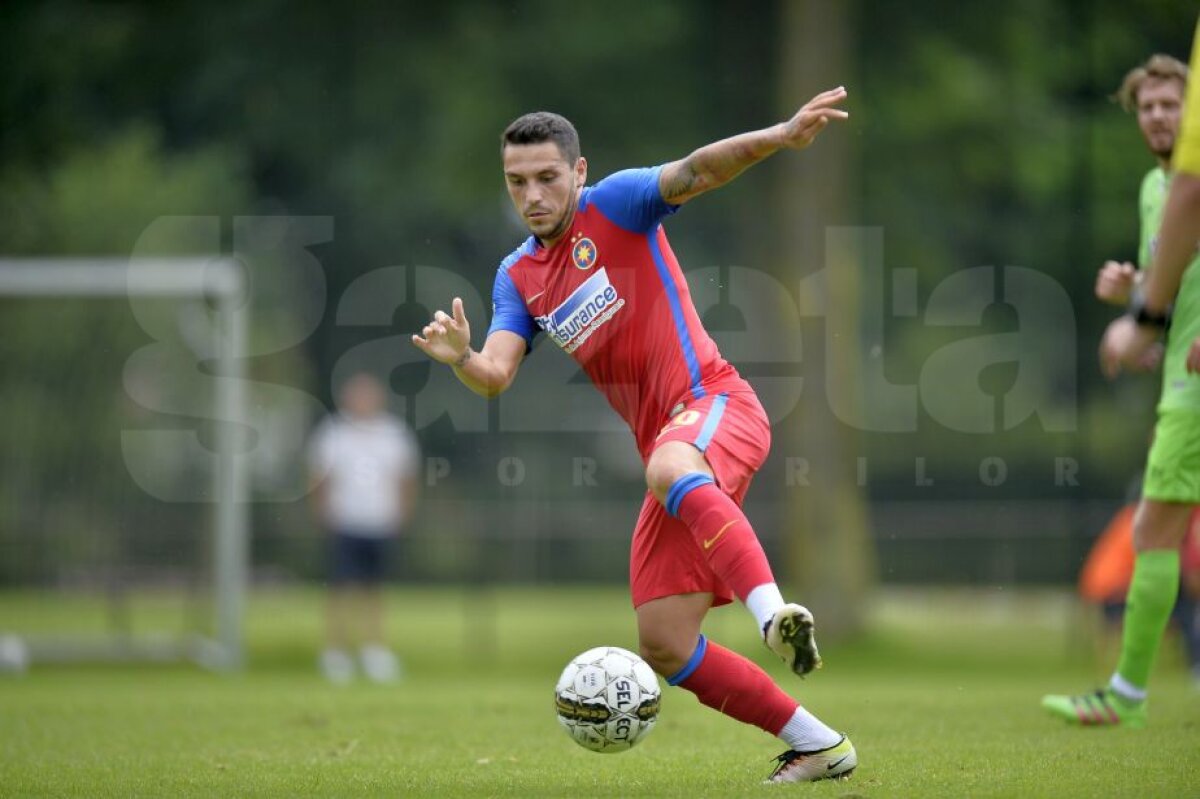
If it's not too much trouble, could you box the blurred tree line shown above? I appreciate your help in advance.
[0,0,1196,588]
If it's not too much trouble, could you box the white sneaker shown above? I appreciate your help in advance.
[763,603,822,676]
[767,735,856,783]
[319,648,355,685]
[360,645,401,683]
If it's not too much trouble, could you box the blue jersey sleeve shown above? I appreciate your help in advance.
[486,247,539,348]
[583,165,679,233]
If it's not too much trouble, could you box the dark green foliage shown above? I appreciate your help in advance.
[1,1,1196,585]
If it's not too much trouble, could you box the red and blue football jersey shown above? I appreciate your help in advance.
[487,165,750,458]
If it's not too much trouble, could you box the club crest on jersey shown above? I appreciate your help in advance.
[534,267,625,353]
[572,237,598,270]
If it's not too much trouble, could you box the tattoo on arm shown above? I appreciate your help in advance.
[661,161,700,202]
[663,133,780,204]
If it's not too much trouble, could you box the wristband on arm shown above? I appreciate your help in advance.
[1126,290,1172,331]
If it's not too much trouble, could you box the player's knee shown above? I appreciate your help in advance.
[648,463,676,501]
[645,446,707,504]
[637,632,690,678]
[644,460,679,503]
[1132,501,1192,551]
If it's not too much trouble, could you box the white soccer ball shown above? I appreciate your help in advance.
[554,645,661,753]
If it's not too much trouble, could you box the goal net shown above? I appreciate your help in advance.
[0,258,248,670]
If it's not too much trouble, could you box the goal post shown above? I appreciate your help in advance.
[0,258,249,670]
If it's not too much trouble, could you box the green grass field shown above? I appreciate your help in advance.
[1,587,1197,797]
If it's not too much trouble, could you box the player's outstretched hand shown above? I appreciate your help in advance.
[778,86,849,150]
[412,297,471,365]
[1095,260,1137,306]
[1099,315,1161,379]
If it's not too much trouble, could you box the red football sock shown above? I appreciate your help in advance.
[672,636,797,735]
[674,481,774,601]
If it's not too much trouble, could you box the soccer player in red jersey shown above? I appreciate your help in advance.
[413,87,854,783]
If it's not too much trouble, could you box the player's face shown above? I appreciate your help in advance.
[502,142,587,245]
[1135,77,1184,162]
[339,374,386,419]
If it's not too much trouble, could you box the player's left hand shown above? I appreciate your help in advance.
[1099,315,1161,378]
[778,86,849,150]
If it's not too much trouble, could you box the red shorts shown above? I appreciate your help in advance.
[629,390,771,608]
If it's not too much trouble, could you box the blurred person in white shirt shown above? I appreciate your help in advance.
[308,372,421,683]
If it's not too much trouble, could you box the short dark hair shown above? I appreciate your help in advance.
[501,111,580,163]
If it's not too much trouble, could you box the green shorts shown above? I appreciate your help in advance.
[1143,410,1200,503]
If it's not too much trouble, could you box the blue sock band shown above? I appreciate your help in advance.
[666,634,708,686]
[665,472,714,517]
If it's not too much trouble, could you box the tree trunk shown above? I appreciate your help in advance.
[775,0,875,636]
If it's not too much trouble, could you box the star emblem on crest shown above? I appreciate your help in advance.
[572,237,598,270]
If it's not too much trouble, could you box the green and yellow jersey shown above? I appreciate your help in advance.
[1173,21,1200,177]
[1143,19,1200,500]
[1159,21,1200,412]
